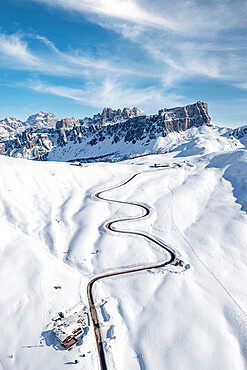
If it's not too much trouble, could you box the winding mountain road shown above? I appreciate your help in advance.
[87,168,177,370]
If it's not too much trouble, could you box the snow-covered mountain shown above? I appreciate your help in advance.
[229,125,247,147]
[0,107,146,146]
[25,111,58,128]
[0,116,28,141]
[0,101,212,160]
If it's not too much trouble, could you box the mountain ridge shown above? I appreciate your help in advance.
[0,101,212,161]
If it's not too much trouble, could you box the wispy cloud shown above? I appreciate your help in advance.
[27,78,185,111]
[0,33,39,66]
[33,34,59,53]
[143,40,227,89]
[31,0,179,31]
[26,0,247,90]
[0,32,73,74]
[30,0,247,34]
[236,82,247,90]
[1,0,246,120]
[0,32,149,77]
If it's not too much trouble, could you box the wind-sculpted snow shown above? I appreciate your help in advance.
[207,150,247,212]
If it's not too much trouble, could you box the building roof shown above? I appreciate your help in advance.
[54,322,81,343]
[53,309,88,347]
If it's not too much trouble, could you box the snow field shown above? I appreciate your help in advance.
[0,124,247,369]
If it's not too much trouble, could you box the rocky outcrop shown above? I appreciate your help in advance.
[82,106,145,126]
[0,143,5,154]
[158,101,210,131]
[56,117,80,129]
[229,125,247,140]
[0,101,211,161]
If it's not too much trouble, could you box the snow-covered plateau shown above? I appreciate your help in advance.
[0,111,247,369]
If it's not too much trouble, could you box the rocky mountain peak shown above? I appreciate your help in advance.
[122,107,145,118]
[0,116,28,141]
[25,111,58,128]
[98,106,146,125]
[0,116,24,127]
[0,101,212,161]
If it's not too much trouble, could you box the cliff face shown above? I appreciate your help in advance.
[158,101,210,131]
[0,101,211,161]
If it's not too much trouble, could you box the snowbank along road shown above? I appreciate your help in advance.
[87,167,177,370]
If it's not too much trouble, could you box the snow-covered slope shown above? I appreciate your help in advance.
[45,124,234,162]
[0,128,247,369]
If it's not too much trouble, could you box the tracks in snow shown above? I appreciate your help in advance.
[87,168,177,370]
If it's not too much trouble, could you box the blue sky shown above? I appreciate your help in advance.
[0,0,246,127]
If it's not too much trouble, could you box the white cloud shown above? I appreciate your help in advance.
[0,33,39,65]
[235,82,247,90]
[31,0,179,31]
[0,32,149,78]
[27,78,185,111]
[141,39,230,91]
[30,0,247,34]
[26,0,247,91]
[1,1,246,114]
[34,35,59,53]
[0,32,75,75]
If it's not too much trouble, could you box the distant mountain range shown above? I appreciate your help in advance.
[0,101,244,162]
[0,107,145,141]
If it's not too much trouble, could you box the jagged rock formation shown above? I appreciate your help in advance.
[0,101,211,161]
[56,117,80,129]
[81,107,145,127]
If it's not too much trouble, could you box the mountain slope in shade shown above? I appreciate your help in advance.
[0,101,212,160]
[229,125,247,147]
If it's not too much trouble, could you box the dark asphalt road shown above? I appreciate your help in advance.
[87,169,176,370]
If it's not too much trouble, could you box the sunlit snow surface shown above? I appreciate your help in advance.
[0,125,247,369]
